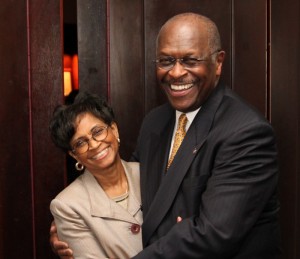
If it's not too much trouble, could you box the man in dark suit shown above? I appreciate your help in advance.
[51,13,281,258]
[131,13,281,258]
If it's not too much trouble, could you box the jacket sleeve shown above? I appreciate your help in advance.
[50,199,108,259]
[132,122,279,258]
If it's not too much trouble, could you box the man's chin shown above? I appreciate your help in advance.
[168,99,191,112]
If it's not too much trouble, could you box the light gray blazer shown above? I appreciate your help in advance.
[50,161,142,259]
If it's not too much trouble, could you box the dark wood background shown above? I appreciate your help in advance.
[0,0,299,258]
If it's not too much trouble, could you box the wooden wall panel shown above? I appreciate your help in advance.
[0,0,33,258]
[109,0,145,159]
[233,0,268,117]
[77,0,108,95]
[29,0,65,258]
[0,0,299,258]
[0,0,64,258]
[74,0,109,182]
[271,0,300,258]
[144,0,232,113]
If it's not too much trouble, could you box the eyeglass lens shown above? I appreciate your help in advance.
[155,50,220,70]
[72,126,108,154]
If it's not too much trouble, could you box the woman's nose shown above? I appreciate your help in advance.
[88,138,101,150]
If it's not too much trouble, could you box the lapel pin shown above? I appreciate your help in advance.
[193,148,197,154]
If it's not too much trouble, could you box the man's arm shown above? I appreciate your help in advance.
[49,221,74,259]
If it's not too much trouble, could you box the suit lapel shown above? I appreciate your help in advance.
[142,83,225,245]
[141,112,175,215]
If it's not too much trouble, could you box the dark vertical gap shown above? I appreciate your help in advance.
[296,3,300,252]
[142,0,146,118]
[63,0,78,56]
[63,24,77,55]
[106,0,111,102]
[298,4,300,258]
[63,0,79,184]
[230,0,235,91]
[26,0,36,258]
[267,0,271,121]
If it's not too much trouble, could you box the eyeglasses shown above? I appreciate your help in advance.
[154,50,220,71]
[71,125,109,154]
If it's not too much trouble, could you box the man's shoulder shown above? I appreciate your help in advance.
[145,103,172,118]
[223,87,268,121]
[141,103,173,127]
[209,85,273,137]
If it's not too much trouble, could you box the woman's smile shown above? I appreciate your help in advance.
[90,146,110,161]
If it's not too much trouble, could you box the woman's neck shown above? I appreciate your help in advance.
[93,159,128,198]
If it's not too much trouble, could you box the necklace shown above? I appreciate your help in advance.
[113,188,129,202]
[113,188,129,209]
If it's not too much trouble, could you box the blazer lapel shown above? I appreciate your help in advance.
[142,83,225,245]
[83,168,141,224]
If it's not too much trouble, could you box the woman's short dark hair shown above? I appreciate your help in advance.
[49,91,115,152]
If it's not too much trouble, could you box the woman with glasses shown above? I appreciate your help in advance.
[49,91,142,259]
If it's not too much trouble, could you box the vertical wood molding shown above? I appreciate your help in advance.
[271,0,300,258]
[232,0,268,117]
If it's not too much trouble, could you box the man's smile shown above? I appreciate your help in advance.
[170,83,193,91]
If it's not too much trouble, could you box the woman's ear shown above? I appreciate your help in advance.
[110,122,119,140]
[68,150,77,160]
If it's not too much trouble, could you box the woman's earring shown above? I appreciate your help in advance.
[75,161,84,171]
[117,138,120,145]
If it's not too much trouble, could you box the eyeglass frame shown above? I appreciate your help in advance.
[71,125,109,155]
[153,49,221,71]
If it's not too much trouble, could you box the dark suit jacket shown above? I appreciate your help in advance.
[132,83,281,258]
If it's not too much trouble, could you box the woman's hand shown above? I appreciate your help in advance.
[49,221,74,259]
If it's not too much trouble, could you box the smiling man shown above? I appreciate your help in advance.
[131,13,281,258]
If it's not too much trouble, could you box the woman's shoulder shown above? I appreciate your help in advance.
[121,160,140,183]
[122,160,140,175]
[123,160,140,171]
[121,160,141,203]
[52,174,87,203]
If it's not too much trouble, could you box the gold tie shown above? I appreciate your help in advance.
[167,114,188,169]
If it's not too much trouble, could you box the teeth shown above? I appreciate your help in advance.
[170,84,193,91]
[92,148,108,160]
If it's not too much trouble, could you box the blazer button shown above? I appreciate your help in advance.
[130,224,140,234]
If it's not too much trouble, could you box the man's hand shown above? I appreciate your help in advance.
[49,221,74,259]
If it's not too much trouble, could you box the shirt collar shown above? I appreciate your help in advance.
[175,108,201,131]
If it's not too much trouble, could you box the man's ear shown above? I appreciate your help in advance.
[215,50,225,76]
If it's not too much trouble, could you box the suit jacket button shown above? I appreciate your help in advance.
[130,224,140,234]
